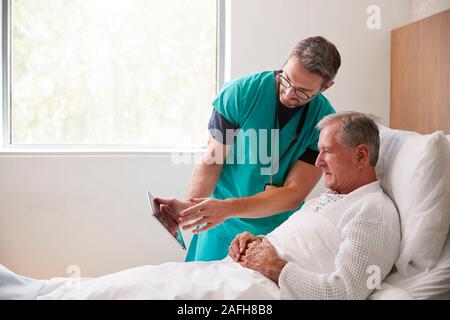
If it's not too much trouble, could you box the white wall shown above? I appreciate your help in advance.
[0,154,197,277]
[1,0,416,278]
[228,0,412,126]
[411,0,450,21]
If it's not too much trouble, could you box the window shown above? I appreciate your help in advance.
[2,0,221,148]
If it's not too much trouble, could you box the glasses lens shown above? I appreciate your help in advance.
[279,74,311,100]
[279,75,289,88]
[280,73,311,100]
[294,89,309,100]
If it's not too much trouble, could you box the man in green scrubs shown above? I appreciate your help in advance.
[156,36,341,262]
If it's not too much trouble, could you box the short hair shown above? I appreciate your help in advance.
[289,36,341,85]
[316,112,380,167]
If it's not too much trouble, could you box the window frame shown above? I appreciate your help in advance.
[1,0,225,152]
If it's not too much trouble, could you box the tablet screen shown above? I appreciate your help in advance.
[147,192,186,250]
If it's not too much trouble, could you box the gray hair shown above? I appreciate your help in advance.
[316,112,380,167]
[289,36,341,85]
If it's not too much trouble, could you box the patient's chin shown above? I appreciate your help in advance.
[324,175,334,189]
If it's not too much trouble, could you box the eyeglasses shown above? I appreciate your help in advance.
[278,72,314,101]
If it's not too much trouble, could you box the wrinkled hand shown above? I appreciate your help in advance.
[179,198,233,234]
[240,238,287,284]
[228,232,262,262]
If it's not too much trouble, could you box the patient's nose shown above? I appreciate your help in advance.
[315,151,325,167]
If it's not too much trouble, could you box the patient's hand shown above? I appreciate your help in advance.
[239,238,287,285]
[228,232,262,262]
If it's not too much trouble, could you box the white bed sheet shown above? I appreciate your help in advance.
[370,233,450,300]
[36,210,341,300]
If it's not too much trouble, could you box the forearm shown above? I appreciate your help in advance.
[231,186,305,219]
[186,162,222,199]
[263,258,288,284]
[278,263,349,300]
[230,161,322,219]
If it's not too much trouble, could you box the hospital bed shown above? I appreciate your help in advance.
[368,9,450,299]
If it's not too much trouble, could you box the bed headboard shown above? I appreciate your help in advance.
[390,9,450,134]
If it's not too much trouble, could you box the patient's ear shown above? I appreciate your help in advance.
[356,144,369,167]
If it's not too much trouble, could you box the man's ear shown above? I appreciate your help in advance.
[320,81,335,92]
[356,145,369,167]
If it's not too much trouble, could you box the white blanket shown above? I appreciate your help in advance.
[35,211,341,300]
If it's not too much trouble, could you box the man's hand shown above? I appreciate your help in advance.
[240,238,287,285]
[179,198,234,234]
[228,232,262,262]
[154,209,180,237]
[154,198,193,222]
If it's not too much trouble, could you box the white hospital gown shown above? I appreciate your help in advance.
[312,191,345,212]
[278,181,401,300]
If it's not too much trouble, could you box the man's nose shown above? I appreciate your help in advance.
[285,86,296,97]
[315,152,324,168]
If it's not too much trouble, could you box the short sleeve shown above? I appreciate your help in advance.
[298,149,319,165]
[212,79,242,127]
[208,110,240,145]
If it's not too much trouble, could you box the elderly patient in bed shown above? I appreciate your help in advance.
[0,112,401,300]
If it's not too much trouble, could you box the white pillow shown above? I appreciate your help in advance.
[376,126,450,277]
[372,234,450,300]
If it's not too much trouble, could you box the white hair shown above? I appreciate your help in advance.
[316,111,380,167]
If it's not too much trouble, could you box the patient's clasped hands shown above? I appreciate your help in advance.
[229,232,287,285]
[155,197,287,285]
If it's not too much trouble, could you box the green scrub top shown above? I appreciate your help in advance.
[186,71,335,262]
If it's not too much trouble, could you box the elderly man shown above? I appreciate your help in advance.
[229,111,401,299]
[0,112,400,300]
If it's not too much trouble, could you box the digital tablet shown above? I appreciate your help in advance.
[147,192,186,250]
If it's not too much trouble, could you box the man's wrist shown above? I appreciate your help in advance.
[265,258,288,284]
[227,197,243,218]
